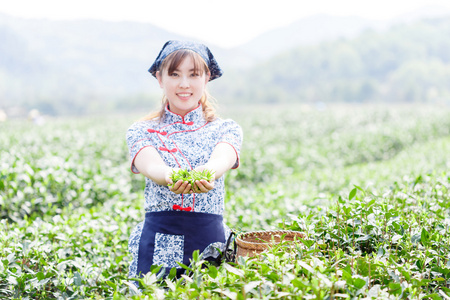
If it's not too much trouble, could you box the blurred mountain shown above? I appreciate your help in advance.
[233,5,450,59]
[0,13,188,114]
[1,7,450,115]
[214,16,450,105]
[233,14,388,59]
[0,12,256,115]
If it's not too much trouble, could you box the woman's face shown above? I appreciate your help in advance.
[156,55,210,117]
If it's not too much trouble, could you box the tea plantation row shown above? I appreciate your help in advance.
[1,104,449,299]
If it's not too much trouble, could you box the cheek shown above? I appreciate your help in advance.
[161,81,176,92]
[196,81,207,91]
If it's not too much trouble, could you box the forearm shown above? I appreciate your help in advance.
[133,146,171,186]
[203,143,238,179]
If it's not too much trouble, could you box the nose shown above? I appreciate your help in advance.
[179,75,190,88]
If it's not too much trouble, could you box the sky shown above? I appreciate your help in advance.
[1,0,450,48]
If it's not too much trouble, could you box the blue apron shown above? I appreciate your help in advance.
[136,210,225,277]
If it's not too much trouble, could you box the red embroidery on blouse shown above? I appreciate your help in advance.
[147,129,167,135]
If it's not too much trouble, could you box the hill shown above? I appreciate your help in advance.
[2,12,450,116]
[0,13,188,114]
[214,17,450,105]
[234,14,387,59]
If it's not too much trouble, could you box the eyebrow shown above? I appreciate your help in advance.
[173,68,197,72]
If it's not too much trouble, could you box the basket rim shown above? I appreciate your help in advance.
[235,230,306,249]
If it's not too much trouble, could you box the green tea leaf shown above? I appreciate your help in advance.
[421,228,430,246]
[168,267,177,280]
[388,282,401,295]
[223,263,244,277]
[353,277,366,289]
[36,271,45,281]
[208,265,218,279]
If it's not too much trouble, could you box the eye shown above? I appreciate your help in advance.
[191,72,200,77]
[169,72,179,77]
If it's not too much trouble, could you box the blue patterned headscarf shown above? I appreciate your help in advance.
[148,40,223,81]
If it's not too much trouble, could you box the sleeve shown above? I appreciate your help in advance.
[217,119,243,169]
[126,122,155,174]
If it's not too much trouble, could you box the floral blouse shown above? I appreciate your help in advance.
[126,103,243,214]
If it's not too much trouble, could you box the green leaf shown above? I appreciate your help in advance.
[292,278,307,288]
[208,265,218,279]
[424,293,441,300]
[341,269,353,284]
[192,249,199,261]
[266,271,279,282]
[223,263,244,277]
[302,239,315,248]
[115,255,125,264]
[168,267,177,280]
[106,280,116,290]
[349,188,357,200]
[150,264,163,274]
[190,290,200,298]
[400,269,411,281]
[177,262,193,272]
[113,291,125,300]
[244,281,262,294]
[366,199,376,208]
[353,277,366,289]
[421,228,430,246]
[354,185,366,195]
[388,282,402,295]
[298,261,315,274]
[36,271,45,281]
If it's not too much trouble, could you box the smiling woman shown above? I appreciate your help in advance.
[155,50,210,117]
[125,40,243,282]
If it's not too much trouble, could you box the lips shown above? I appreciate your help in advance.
[177,93,192,100]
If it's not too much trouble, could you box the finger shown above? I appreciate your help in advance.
[192,181,203,193]
[174,180,184,189]
[194,180,212,193]
[182,183,191,194]
[197,181,208,193]
[171,180,187,194]
[200,180,214,190]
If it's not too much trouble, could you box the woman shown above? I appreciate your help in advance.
[126,40,243,279]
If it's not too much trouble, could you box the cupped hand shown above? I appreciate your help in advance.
[192,179,214,193]
[191,165,216,193]
[166,166,215,194]
[166,168,191,194]
[169,179,192,194]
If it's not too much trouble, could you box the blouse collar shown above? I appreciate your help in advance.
[163,103,205,125]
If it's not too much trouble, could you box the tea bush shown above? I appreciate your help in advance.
[1,104,449,299]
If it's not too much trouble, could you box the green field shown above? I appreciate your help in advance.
[1,104,450,299]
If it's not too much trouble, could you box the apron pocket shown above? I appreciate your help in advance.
[153,232,184,268]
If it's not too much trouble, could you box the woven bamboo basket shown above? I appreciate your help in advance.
[235,230,306,258]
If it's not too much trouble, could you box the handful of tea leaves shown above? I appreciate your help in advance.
[169,169,215,191]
